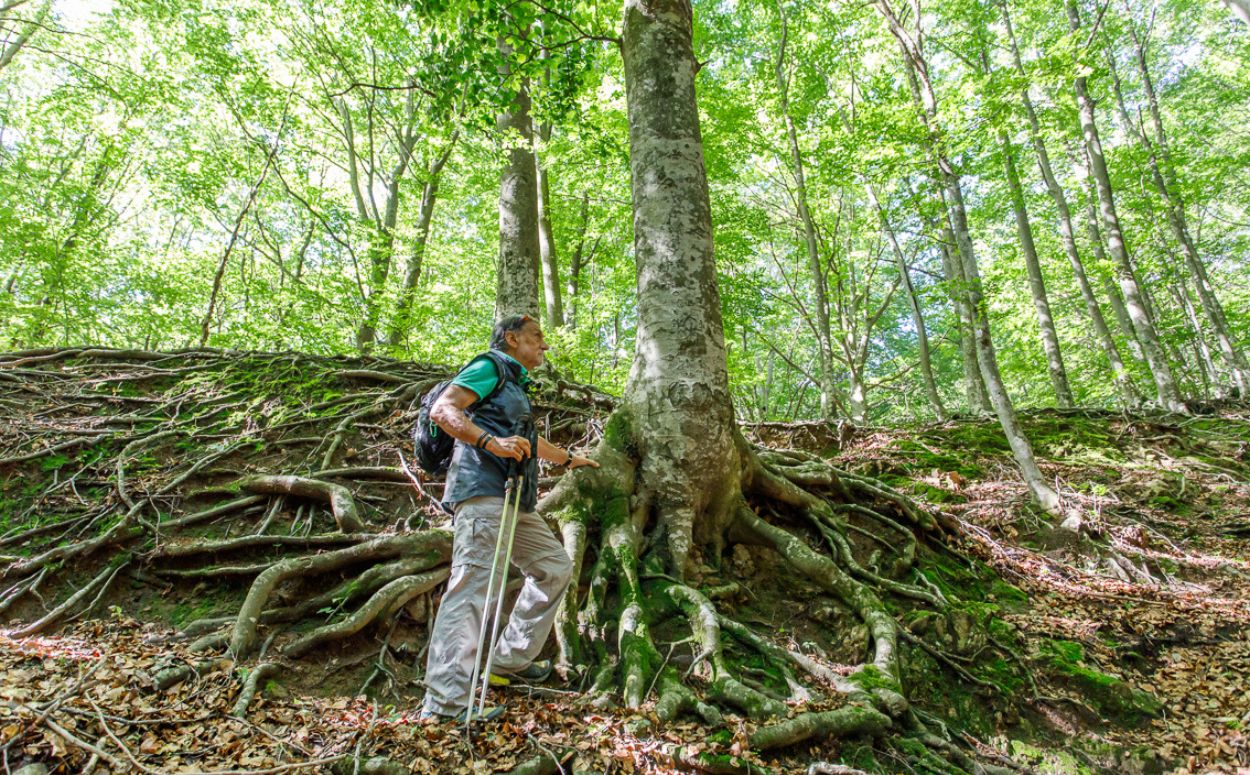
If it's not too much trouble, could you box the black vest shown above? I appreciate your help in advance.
[441,352,539,513]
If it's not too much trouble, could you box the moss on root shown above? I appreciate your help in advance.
[1040,640,1162,725]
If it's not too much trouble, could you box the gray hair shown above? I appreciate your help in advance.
[490,314,534,352]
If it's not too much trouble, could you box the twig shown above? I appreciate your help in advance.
[88,696,163,774]
[42,716,128,770]
[0,658,104,759]
[8,557,131,637]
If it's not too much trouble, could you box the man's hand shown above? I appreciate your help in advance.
[488,435,532,462]
[568,455,599,470]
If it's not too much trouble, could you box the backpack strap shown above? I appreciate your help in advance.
[460,350,519,409]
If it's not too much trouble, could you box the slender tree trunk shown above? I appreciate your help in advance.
[1119,16,1250,394]
[1066,0,1185,412]
[999,0,1139,405]
[346,88,417,353]
[774,4,837,421]
[999,131,1074,407]
[1172,279,1215,398]
[495,43,542,321]
[622,0,740,576]
[877,0,1060,513]
[535,120,565,329]
[385,134,457,350]
[565,194,594,330]
[1071,149,1145,360]
[0,0,49,72]
[200,128,283,347]
[867,183,945,420]
[935,212,991,413]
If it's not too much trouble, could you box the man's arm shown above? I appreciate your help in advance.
[537,437,600,469]
[430,385,531,462]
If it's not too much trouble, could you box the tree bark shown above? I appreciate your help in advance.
[999,131,1074,407]
[1221,0,1250,26]
[200,122,284,347]
[495,45,542,321]
[939,226,990,414]
[622,0,740,575]
[565,193,594,330]
[0,0,48,73]
[1172,278,1215,397]
[1066,0,1185,412]
[999,0,1139,406]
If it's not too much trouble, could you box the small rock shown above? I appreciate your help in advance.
[14,765,49,775]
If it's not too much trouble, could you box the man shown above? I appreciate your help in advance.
[420,314,598,722]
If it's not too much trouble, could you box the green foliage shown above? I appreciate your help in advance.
[0,0,1245,422]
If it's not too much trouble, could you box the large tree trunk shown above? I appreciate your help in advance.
[999,131,1074,408]
[621,0,740,577]
[1067,0,1185,412]
[495,57,542,321]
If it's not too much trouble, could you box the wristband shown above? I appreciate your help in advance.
[476,431,492,449]
[563,449,573,466]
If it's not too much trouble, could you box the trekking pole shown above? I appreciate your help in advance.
[474,472,524,722]
[463,470,521,731]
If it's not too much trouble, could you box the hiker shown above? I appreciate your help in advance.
[419,314,598,722]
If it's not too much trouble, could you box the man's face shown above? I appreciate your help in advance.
[506,320,549,370]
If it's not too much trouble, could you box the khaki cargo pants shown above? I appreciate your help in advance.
[421,496,572,716]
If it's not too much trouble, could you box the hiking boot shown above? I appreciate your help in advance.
[490,659,553,686]
[417,704,505,723]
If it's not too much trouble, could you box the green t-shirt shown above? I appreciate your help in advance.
[451,351,528,400]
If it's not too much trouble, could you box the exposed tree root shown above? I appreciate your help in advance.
[234,475,365,532]
[232,662,280,717]
[8,557,131,637]
[0,349,1035,772]
[281,568,447,657]
[749,704,892,751]
[228,531,450,660]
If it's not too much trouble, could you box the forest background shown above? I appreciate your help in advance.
[2,0,1248,423]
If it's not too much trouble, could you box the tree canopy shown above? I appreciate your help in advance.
[1,0,1245,421]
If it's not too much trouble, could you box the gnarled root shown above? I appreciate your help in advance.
[282,568,448,657]
[749,704,892,751]
[228,530,450,660]
[234,475,364,532]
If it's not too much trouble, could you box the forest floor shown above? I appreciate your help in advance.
[1,350,1248,775]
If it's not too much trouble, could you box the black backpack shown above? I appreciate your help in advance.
[412,352,513,474]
